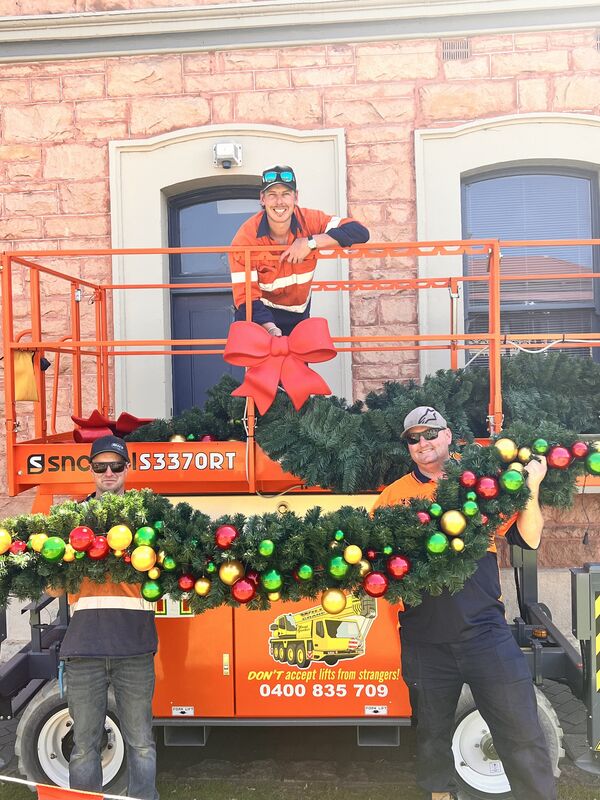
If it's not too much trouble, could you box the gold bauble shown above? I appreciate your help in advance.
[157,550,166,565]
[439,510,467,537]
[450,538,465,553]
[321,588,347,615]
[148,567,161,580]
[107,524,133,552]
[62,543,76,562]
[591,441,600,453]
[194,577,211,596]
[358,559,372,577]
[508,462,524,473]
[268,592,281,601]
[0,529,11,555]
[219,560,244,586]
[130,545,157,572]
[169,434,187,442]
[29,533,49,553]
[344,545,363,565]
[518,447,532,464]
[494,437,518,463]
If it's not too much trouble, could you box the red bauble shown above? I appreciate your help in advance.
[215,524,239,549]
[547,446,571,470]
[366,549,377,560]
[416,511,431,524]
[178,574,195,592]
[69,525,95,552]
[123,553,132,563]
[245,568,260,586]
[231,578,257,604]
[571,441,590,459]
[387,555,411,580]
[480,514,489,525]
[9,540,27,555]
[200,434,218,442]
[459,470,477,488]
[88,536,109,560]
[363,571,389,598]
[475,476,499,499]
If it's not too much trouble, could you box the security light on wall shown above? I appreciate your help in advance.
[213,142,242,169]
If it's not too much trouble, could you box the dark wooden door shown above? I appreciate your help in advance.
[169,188,261,413]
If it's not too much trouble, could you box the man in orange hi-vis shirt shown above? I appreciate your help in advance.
[229,165,369,336]
[55,436,158,800]
[372,407,556,800]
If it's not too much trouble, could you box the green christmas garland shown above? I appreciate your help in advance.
[0,433,598,613]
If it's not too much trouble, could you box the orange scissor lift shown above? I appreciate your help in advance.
[1,240,599,796]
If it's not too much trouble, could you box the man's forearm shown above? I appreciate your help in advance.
[516,488,544,548]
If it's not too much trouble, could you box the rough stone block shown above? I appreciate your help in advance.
[5,191,58,216]
[63,74,106,100]
[4,104,74,143]
[235,90,323,124]
[419,81,515,120]
[130,96,210,135]
[291,66,354,87]
[44,144,107,180]
[357,51,438,82]
[554,75,600,109]
[492,50,569,76]
[255,70,291,90]
[107,57,183,97]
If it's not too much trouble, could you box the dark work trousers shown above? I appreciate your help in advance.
[401,626,557,800]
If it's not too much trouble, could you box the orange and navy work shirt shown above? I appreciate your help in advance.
[372,466,532,644]
[229,206,369,324]
[61,580,157,659]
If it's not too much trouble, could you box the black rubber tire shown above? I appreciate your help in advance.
[452,684,564,799]
[15,679,128,794]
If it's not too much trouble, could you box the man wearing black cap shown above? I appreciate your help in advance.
[59,436,159,800]
[372,408,555,800]
[229,165,369,336]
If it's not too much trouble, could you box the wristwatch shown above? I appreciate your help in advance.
[307,235,318,251]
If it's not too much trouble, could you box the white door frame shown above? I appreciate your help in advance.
[109,123,351,418]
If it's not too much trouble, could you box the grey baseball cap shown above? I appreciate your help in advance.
[90,435,130,462]
[401,406,447,438]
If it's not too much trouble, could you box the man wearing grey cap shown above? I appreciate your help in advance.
[372,408,555,800]
[53,435,158,799]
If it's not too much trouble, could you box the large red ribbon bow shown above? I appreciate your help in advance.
[223,317,337,414]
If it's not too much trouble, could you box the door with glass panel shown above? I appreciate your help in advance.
[169,187,261,414]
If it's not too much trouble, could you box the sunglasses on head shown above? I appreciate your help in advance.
[405,428,445,445]
[262,169,295,184]
[91,460,127,474]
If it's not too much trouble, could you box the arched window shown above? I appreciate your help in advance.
[461,167,599,362]
[168,186,261,413]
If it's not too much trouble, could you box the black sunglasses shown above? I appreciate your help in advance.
[405,428,445,445]
[91,461,127,474]
[262,169,295,184]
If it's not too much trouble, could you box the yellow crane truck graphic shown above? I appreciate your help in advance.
[268,595,377,668]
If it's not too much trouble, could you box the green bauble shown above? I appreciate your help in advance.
[532,438,549,455]
[153,520,165,531]
[261,569,282,591]
[466,491,477,502]
[462,500,479,517]
[134,526,157,547]
[75,551,86,560]
[186,434,196,441]
[297,564,314,581]
[499,469,525,493]
[41,536,66,563]
[329,555,349,579]
[162,556,177,572]
[141,580,163,602]
[334,530,345,542]
[206,561,217,574]
[586,452,600,475]
[383,545,393,555]
[258,539,275,557]
[427,533,449,554]
[429,503,443,518]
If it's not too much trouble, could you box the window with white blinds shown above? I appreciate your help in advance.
[462,169,599,361]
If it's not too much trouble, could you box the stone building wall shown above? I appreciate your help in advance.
[0,21,599,559]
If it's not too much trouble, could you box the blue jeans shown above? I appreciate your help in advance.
[65,654,158,800]
[401,626,557,800]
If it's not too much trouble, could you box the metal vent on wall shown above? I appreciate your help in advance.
[596,31,600,52]
[442,38,471,61]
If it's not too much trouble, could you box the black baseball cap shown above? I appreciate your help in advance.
[90,435,130,462]
[261,166,297,192]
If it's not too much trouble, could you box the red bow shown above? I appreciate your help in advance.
[224,318,337,414]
